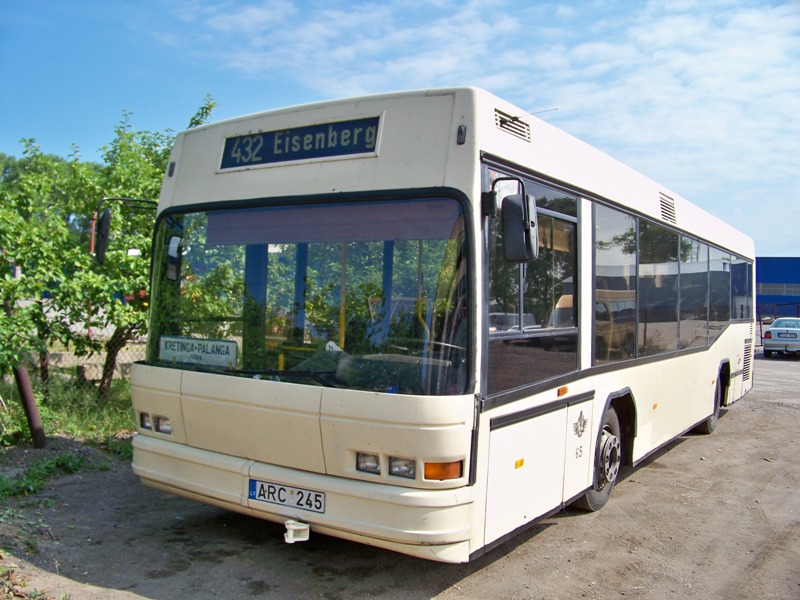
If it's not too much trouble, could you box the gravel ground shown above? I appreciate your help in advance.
[1,351,798,599]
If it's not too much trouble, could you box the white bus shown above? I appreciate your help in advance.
[130,88,754,563]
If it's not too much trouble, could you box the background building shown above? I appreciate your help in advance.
[756,257,800,320]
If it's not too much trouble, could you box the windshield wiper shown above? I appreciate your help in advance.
[226,368,340,388]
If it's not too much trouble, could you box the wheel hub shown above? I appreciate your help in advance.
[599,430,621,486]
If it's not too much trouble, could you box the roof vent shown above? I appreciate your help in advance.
[495,109,531,142]
[659,192,677,224]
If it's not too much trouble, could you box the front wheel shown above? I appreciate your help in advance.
[573,407,621,512]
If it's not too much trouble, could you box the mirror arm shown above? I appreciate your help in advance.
[93,196,157,265]
[96,196,158,214]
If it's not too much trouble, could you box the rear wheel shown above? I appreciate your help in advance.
[764,349,773,358]
[573,407,621,512]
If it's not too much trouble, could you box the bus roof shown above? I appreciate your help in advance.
[160,87,753,259]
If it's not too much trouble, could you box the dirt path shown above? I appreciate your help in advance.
[2,353,799,599]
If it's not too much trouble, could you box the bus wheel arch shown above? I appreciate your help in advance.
[573,390,635,512]
[717,361,731,407]
[610,391,636,467]
[695,362,729,434]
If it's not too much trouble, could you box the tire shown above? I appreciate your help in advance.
[764,349,773,358]
[694,379,721,435]
[573,407,621,512]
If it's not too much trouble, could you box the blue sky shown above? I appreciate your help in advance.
[2,0,798,255]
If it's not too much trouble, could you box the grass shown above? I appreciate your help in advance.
[0,377,135,448]
[0,454,85,501]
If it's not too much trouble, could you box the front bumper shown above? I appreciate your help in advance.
[132,435,476,562]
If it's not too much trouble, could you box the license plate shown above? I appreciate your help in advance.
[777,332,797,338]
[249,479,326,513]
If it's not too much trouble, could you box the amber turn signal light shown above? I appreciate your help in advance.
[424,460,463,481]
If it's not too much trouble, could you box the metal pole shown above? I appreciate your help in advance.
[3,300,46,448]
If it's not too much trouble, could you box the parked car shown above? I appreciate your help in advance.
[763,317,800,357]
[489,312,537,333]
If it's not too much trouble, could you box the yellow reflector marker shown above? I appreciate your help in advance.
[424,460,463,481]
[557,386,568,397]
[515,458,525,469]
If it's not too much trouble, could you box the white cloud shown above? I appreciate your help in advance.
[150,0,800,254]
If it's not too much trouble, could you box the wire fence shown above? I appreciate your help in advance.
[757,302,800,321]
[47,342,146,385]
[2,330,146,395]
[756,302,800,346]
[1,297,149,394]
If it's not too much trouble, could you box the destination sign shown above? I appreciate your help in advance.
[159,335,238,368]
[220,116,380,169]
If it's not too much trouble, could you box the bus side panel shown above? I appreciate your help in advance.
[562,400,594,501]
[612,357,709,463]
[620,328,748,464]
[729,323,754,404]
[483,408,567,545]
[648,355,709,447]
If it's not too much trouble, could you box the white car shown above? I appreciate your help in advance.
[763,317,800,357]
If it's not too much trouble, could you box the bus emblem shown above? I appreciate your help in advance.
[573,411,588,438]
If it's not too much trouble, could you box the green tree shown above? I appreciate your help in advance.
[89,96,218,401]
[0,143,101,388]
[0,95,217,419]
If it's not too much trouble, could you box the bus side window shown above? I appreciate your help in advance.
[596,302,610,323]
[487,188,579,394]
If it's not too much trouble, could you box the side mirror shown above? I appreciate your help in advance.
[95,208,111,265]
[501,194,539,262]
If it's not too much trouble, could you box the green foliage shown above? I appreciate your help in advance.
[0,453,84,500]
[0,95,217,410]
[0,379,134,447]
[102,436,133,462]
[0,143,99,375]
[187,93,218,130]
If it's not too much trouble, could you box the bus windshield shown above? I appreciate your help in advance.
[146,196,469,396]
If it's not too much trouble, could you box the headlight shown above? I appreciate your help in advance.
[140,413,152,430]
[356,452,381,474]
[154,416,173,435]
[389,457,416,479]
[140,412,172,434]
